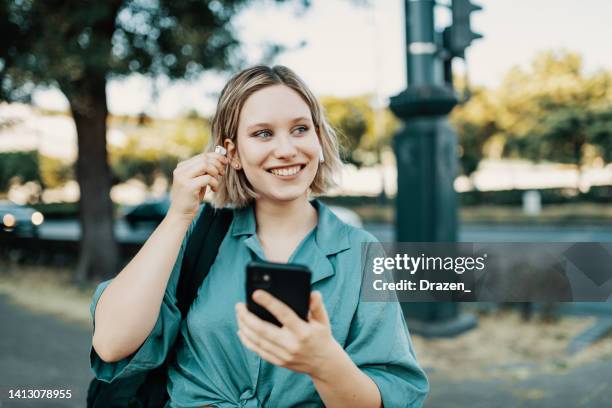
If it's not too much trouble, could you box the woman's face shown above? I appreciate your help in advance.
[231,84,321,204]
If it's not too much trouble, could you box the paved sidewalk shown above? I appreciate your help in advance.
[0,293,610,407]
[0,294,92,408]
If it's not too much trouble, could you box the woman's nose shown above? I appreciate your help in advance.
[273,133,298,158]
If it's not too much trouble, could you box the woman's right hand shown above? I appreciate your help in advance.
[167,151,229,221]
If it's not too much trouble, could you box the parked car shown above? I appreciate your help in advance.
[123,196,362,229]
[123,197,171,229]
[0,201,44,237]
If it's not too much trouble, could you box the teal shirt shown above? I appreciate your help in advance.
[90,199,428,407]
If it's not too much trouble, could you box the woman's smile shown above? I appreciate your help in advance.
[267,163,307,179]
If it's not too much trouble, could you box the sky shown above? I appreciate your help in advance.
[32,0,612,118]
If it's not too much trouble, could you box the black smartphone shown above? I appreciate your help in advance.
[246,260,312,327]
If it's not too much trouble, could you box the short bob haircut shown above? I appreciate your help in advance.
[207,65,342,209]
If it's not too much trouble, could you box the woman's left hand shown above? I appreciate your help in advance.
[235,290,341,378]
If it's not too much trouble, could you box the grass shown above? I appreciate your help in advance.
[0,263,96,328]
[411,310,612,381]
[350,202,612,225]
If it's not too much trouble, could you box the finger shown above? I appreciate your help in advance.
[173,159,200,178]
[237,330,284,366]
[176,153,205,167]
[183,175,212,198]
[235,303,284,338]
[191,175,218,193]
[236,304,294,351]
[177,153,228,173]
[252,290,308,334]
[204,154,229,175]
[206,151,229,162]
[182,160,222,178]
[201,153,229,173]
[190,174,215,188]
[237,321,293,362]
[309,291,329,325]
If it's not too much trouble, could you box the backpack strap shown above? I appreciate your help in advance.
[176,205,234,318]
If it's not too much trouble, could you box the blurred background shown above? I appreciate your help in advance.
[1,0,611,406]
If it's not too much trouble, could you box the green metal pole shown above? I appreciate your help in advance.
[390,0,476,336]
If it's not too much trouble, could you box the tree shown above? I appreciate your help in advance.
[322,96,368,166]
[450,86,499,188]
[447,50,612,193]
[0,0,307,282]
[39,154,74,189]
[110,114,211,187]
[321,95,398,166]
[587,107,612,163]
[498,51,612,168]
[0,150,41,192]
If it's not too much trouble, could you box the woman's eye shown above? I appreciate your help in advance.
[293,125,308,134]
[254,129,272,138]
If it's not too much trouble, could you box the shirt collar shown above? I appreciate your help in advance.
[230,198,351,257]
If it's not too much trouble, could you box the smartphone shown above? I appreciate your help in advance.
[246,261,312,327]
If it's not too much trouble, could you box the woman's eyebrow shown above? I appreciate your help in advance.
[246,122,272,132]
[289,116,311,124]
[245,117,312,132]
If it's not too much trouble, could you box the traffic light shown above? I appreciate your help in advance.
[449,0,483,58]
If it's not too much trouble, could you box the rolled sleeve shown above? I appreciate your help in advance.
[89,277,182,382]
[345,300,429,408]
[345,237,429,407]
[89,208,203,383]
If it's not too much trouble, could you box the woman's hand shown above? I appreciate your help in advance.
[167,151,228,221]
[235,290,342,379]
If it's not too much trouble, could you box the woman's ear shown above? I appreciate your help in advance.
[224,138,242,170]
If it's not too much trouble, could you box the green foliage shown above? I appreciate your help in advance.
[497,50,612,166]
[450,50,612,177]
[0,151,73,192]
[450,87,499,177]
[322,96,368,165]
[0,150,41,191]
[585,106,612,163]
[110,116,209,187]
[322,95,398,166]
[39,155,74,189]
[0,0,309,101]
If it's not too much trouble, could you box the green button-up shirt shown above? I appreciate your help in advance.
[90,199,428,407]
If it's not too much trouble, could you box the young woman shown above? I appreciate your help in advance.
[90,65,428,407]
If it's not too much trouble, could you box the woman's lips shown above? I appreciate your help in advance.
[267,164,305,179]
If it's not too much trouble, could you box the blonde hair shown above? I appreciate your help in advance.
[207,65,342,208]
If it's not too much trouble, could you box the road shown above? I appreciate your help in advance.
[366,223,612,243]
[37,220,612,243]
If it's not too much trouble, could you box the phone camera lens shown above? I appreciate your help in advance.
[263,274,270,282]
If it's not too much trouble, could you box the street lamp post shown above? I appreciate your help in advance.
[389,0,480,337]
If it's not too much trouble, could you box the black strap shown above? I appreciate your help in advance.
[176,205,233,318]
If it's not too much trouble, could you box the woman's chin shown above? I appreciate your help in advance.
[259,186,310,203]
